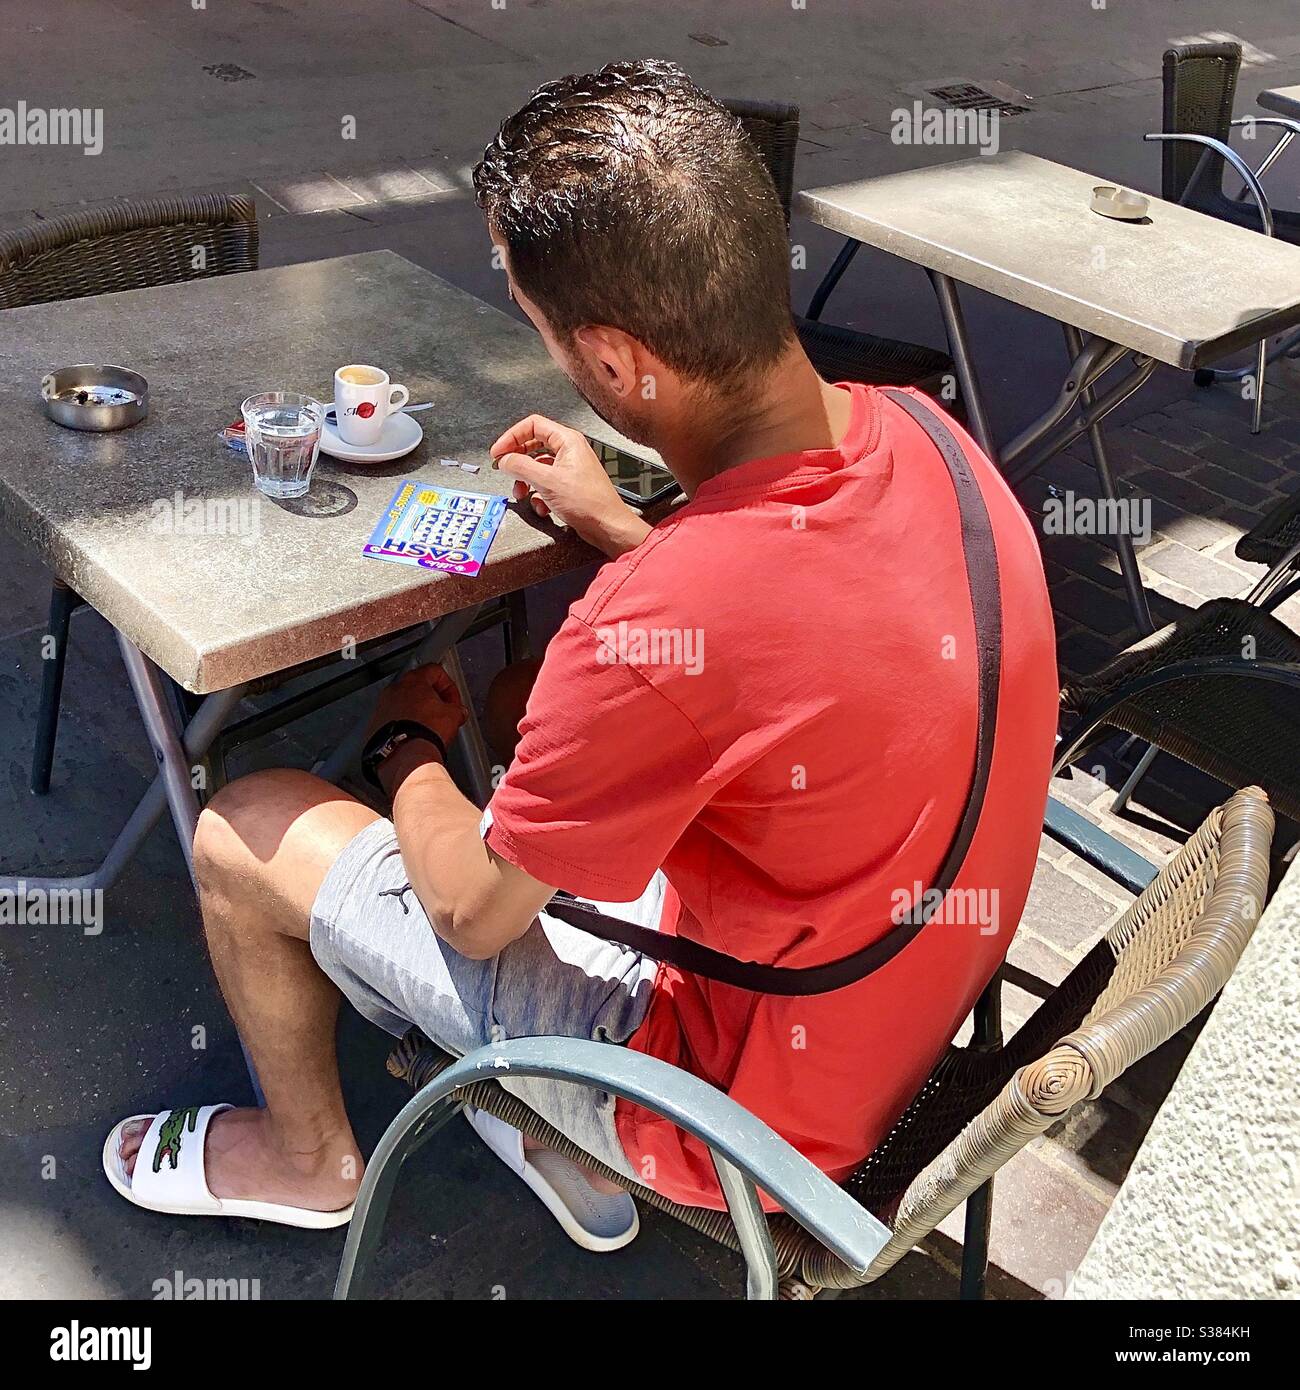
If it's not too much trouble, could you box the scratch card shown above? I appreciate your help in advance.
[362,480,507,577]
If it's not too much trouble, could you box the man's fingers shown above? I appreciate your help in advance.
[490,414,576,460]
[494,450,552,488]
[530,495,552,519]
[404,663,463,706]
[426,666,466,708]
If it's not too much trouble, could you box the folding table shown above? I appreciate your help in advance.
[0,250,652,902]
[799,151,1300,633]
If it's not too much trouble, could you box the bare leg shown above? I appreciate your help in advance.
[118,768,379,1211]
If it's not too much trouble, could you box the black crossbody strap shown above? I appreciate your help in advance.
[546,390,1003,996]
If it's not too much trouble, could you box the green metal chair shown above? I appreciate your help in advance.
[336,788,1273,1300]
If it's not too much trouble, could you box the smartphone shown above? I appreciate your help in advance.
[592,439,681,507]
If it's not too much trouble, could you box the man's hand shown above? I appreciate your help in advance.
[371,662,558,962]
[367,664,467,800]
[491,414,652,558]
[368,663,467,750]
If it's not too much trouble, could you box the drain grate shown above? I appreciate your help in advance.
[688,33,729,47]
[203,63,257,83]
[927,82,1030,116]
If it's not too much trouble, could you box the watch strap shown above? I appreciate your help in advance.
[361,719,448,790]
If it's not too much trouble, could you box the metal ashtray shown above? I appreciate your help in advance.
[41,365,149,431]
[1090,185,1150,221]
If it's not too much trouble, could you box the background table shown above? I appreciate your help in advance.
[1259,84,1300,120]
[799,151,1300,631]
[798,151,1300,375]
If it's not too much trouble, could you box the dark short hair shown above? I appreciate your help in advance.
[473,59,794,387]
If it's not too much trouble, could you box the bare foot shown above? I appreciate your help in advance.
[118,1108,361,1213]
[522,1132,626,1195]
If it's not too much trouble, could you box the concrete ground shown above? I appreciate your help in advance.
[2,0,1299,1300]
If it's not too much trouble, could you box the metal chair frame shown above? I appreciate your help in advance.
[335,789,1271,1301]
[1145,130,1276,433]
[334,1037,894,1302]
[1154,41,1300,430]
[1070,523,1300,816]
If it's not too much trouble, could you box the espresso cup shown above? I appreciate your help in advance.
[333,364,409,446]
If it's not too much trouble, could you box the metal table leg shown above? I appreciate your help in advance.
[1,669,246,897]
[1001,340,1131,476]
[30,579,79,796]
[11,637,266,1097]
[1004,350,1156,486]
[1060,324,1155,635]
[927,275,1157,634]
[806,237,862,322]
[928,270,998,458]
[444,648,496,807]
[117,634,208,889]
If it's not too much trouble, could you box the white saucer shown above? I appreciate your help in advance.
[320,406,423,463]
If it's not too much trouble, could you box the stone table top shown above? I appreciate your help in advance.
[0,251,655,692]
[797,150,1300,369]
[1259,84,1300,120]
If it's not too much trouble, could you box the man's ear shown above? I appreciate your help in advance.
[572,325,643,398]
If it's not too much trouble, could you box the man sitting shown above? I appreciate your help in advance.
[104,59,1058,1247]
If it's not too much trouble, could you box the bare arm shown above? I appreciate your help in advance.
[371,672,557,960]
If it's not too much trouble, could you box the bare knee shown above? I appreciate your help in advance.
[194,769,376,936]
[194,769,325,887]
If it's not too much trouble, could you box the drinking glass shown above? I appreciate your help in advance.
[240,392,325,499]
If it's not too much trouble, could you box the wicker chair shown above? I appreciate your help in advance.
[0,192,259,308]
[0,195,259,793]
[337,787,1273,1300]
[1237,488,1300,607]
[1160,43,1300,238]
[1158,43,1300,424]
[723,97,957,399]
[1058,600,1300,823]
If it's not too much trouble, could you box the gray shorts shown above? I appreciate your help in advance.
[309,815,663,1179]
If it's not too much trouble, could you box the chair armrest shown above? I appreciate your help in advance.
[1144,132,1275,235]
[1230,115,1300,193]
[1055,656,1300,774]
[1232,114,1300,142]
[426,1035,891,1275]
[1044,795,1158,894]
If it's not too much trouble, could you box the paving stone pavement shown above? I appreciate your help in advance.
[3,0,1300,1302]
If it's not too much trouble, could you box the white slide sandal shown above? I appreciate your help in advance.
[102,1105,354,1230]
[465,1104,639,1252]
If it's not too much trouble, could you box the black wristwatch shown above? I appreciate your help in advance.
[361,719,448,791]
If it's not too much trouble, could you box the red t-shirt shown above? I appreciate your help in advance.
[486,384,1057,1208]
